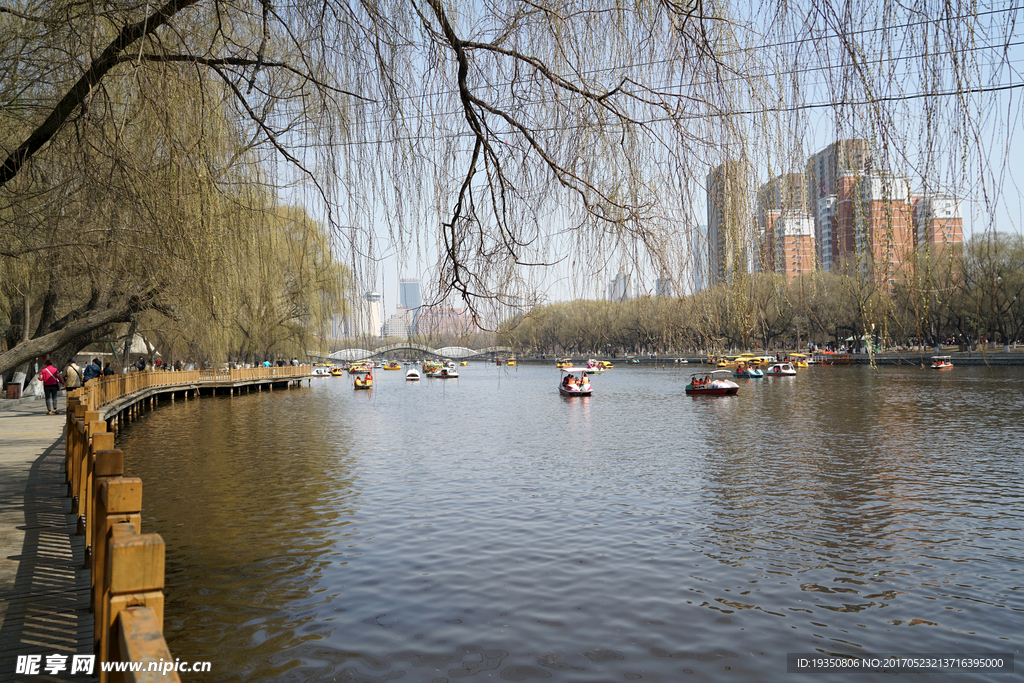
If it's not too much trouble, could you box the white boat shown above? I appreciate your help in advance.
[765,362,797,376]
[559,368,592,396]
[685,370,739,395]
[406,368,421,381]
[585,359,606,373]
[438,361,459,379]
[311,366,332,377]
[931,355,954,369]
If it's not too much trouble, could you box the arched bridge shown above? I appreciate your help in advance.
[311,345,515,362]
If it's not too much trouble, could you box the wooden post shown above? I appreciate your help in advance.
[100,524,166,681]
[65,395,83,480]
[114,607,181,683]
[75,414,102,518]
[73,411,101,518]
[83,426,115,548]
[66,402,87,495]
[86,447,123,568]
[93,478,142,637]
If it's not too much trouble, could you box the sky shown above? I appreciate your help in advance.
[304,1,1024,324]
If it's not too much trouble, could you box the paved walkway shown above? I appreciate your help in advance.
[0,396,97,682]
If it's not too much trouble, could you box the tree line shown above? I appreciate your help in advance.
[500,234,1024,356]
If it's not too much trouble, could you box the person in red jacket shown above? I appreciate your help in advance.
[38,359,64,414]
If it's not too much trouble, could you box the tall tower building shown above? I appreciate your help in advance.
[354,291,384,339]
[756,173,810,277]
[707,160,752,284]
[398,278,421,309]
[608,271,637,301]
[397,278,421,334]
[806,140,870,271]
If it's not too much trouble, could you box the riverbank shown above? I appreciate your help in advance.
[508,348,1024,366]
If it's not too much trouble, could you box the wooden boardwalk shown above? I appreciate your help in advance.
[0,399,96,682]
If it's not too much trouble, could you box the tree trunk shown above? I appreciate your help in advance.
[0,295,149,376]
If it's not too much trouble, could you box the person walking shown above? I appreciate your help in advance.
[64,358,84,391]
[82,358,102,384]
[38,359,64,414]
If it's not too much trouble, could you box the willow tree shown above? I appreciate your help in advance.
[2,0,1017,376]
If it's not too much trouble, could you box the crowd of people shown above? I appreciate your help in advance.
[6,355,308,413]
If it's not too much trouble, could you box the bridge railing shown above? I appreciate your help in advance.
[64,364,310,678]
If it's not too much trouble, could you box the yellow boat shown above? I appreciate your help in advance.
[600,360,613,369]
[460,360,469,366]
[556,358,573,368]
[383,360,402,370]
[507,359,517,366]
[790,353,810,368]
[330,367,344,377]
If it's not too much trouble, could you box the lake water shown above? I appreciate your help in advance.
[117,362,1024,681]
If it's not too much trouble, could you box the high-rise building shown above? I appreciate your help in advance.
[707,160,752,284]
[416,306,472,337]
[655,277,673,297]
[912,195,963,248]
[399,278,421,309]
[383,309,415,338]
[816,195,838,272]
[774,215,816,281]
[608,271,637,301]
[840,173,914,286]
[351,291,384,338]
[397,278,422,334]
[756,173,809,276]
[806,140,871,271]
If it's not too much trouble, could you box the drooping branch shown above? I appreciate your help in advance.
[0,0,202,187]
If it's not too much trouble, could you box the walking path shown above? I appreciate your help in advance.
[0,395,97,682]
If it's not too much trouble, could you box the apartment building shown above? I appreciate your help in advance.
[707,160,752,284]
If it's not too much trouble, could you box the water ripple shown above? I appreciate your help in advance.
[118,364,1024,681]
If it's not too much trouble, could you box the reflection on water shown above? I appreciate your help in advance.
[119,364,1024,681]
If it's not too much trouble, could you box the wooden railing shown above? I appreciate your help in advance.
[65,365,310,680]
[82,365,310,412]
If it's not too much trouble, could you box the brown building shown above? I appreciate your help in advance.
[774,215,816,281]
[755,173,814,280]
[912,195,964,248]
[835,173,915,287]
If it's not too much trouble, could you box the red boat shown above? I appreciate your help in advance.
[685,370,739,396]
